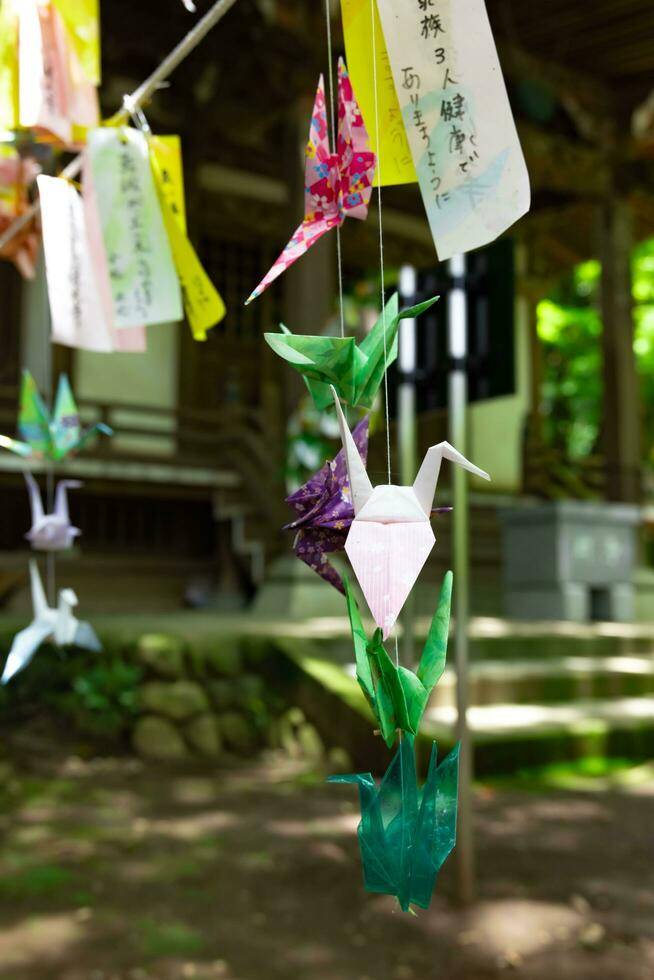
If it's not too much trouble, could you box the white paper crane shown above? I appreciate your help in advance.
[1,561,102,684]
[24,472,82,551]
[331,386,491,636]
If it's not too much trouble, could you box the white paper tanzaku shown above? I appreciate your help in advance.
[86,127,182,329]
[38,174,114,352]
[375,0,530,259]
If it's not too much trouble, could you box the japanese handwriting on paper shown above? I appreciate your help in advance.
[116,144,153,320]
[67,198,83,332]
[408,0,482,205]
[377,0,530,259]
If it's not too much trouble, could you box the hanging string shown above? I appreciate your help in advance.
[40,218,55,606]
[370,0,391,486]
[370,0,401,675]
[324,0,345,338]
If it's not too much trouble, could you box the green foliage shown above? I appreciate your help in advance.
[537,241,654,468]
[0,863,73,898]
[62,659,143,737]
[134,918,205,959]
[2,644,143,740]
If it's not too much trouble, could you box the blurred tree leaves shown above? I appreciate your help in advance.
[537,241,654,468]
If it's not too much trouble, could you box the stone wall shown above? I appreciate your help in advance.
[129,633,326,764]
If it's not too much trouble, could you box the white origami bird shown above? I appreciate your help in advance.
[24,472,82,551]
[331,386,491,637]
[1,561,102,684]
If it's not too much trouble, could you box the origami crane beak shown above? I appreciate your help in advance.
[330,385,373,515]
[413,443,491,516]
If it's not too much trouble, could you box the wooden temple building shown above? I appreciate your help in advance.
[0,0,653,614]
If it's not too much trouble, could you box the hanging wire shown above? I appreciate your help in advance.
[370,0,402,674]
[40,229,55,606]
[370,0,391,486]
[324,0,345,338]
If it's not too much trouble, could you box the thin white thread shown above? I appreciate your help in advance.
[41,235,55,606]
[324,0,345,338]
[370,0,391,487]
[370,0,399,674]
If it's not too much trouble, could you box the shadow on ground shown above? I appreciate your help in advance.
[0,720,652,980]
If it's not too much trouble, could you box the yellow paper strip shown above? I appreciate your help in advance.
[150,136,226,341]
[52,0,101,86]
[340,0,416,187]
[149,135,187,233]
[0,3,19,133]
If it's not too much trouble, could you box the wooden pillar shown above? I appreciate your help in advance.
[518,241,545,494]
[598,200,641,502]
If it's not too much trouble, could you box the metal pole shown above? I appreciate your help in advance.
[398,264,418,665]
[0,0,241,252]
[448,252,475,905]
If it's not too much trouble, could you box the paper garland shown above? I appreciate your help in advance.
[38,128,226,351]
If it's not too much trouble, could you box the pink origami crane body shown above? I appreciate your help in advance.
[332,388,491,638]
[246,58,375,304]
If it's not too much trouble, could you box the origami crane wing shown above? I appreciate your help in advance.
[416,570,452,693]
[355,294,439,409]
[24,472,44,526]
[285,416,369,530]
[329,735,460,912]
[344,571,452,745]
[51,375,112,459]
[246,62,375,305]
[71,619,102,652]
[30,560,49,622]
[331,388,374,514]
[51,375,81,459]
[304,73,335,218]
[1,619,53,684]
[413,443,491,516]
[408,741,459,909]
[2,561,53,684]
[246,75,339,306]
[54,480,82,525]
[265,330,360,409]
[336,58,376,221]
[15,370,50,457]
[285,418,370,593]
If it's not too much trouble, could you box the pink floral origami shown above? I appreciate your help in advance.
[245,58,375,304]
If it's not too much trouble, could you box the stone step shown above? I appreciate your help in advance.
[423,696,654,774]
[264,635,654,776]
[427,654,654,708]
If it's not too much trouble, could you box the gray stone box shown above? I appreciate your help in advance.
[500,501,640,621]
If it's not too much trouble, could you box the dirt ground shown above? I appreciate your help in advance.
[0,722,653,980]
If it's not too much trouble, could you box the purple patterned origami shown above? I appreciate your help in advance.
[285,417,369,592]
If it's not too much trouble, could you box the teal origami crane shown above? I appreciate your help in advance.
[264,292,439,411]
[345,571,452,747]
[0,370,112,461]
[329,734,459,911]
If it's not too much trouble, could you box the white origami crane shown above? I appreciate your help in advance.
[1,561,102,684]
[24,473,82,551]
[332,387,491,637]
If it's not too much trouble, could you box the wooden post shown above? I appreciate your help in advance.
[598,200,641,503]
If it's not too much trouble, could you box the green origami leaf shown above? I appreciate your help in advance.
[329,734,459,911]
[344,571,452,747]
[264,292,439,411]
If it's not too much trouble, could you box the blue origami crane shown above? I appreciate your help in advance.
[329,734,459,911]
